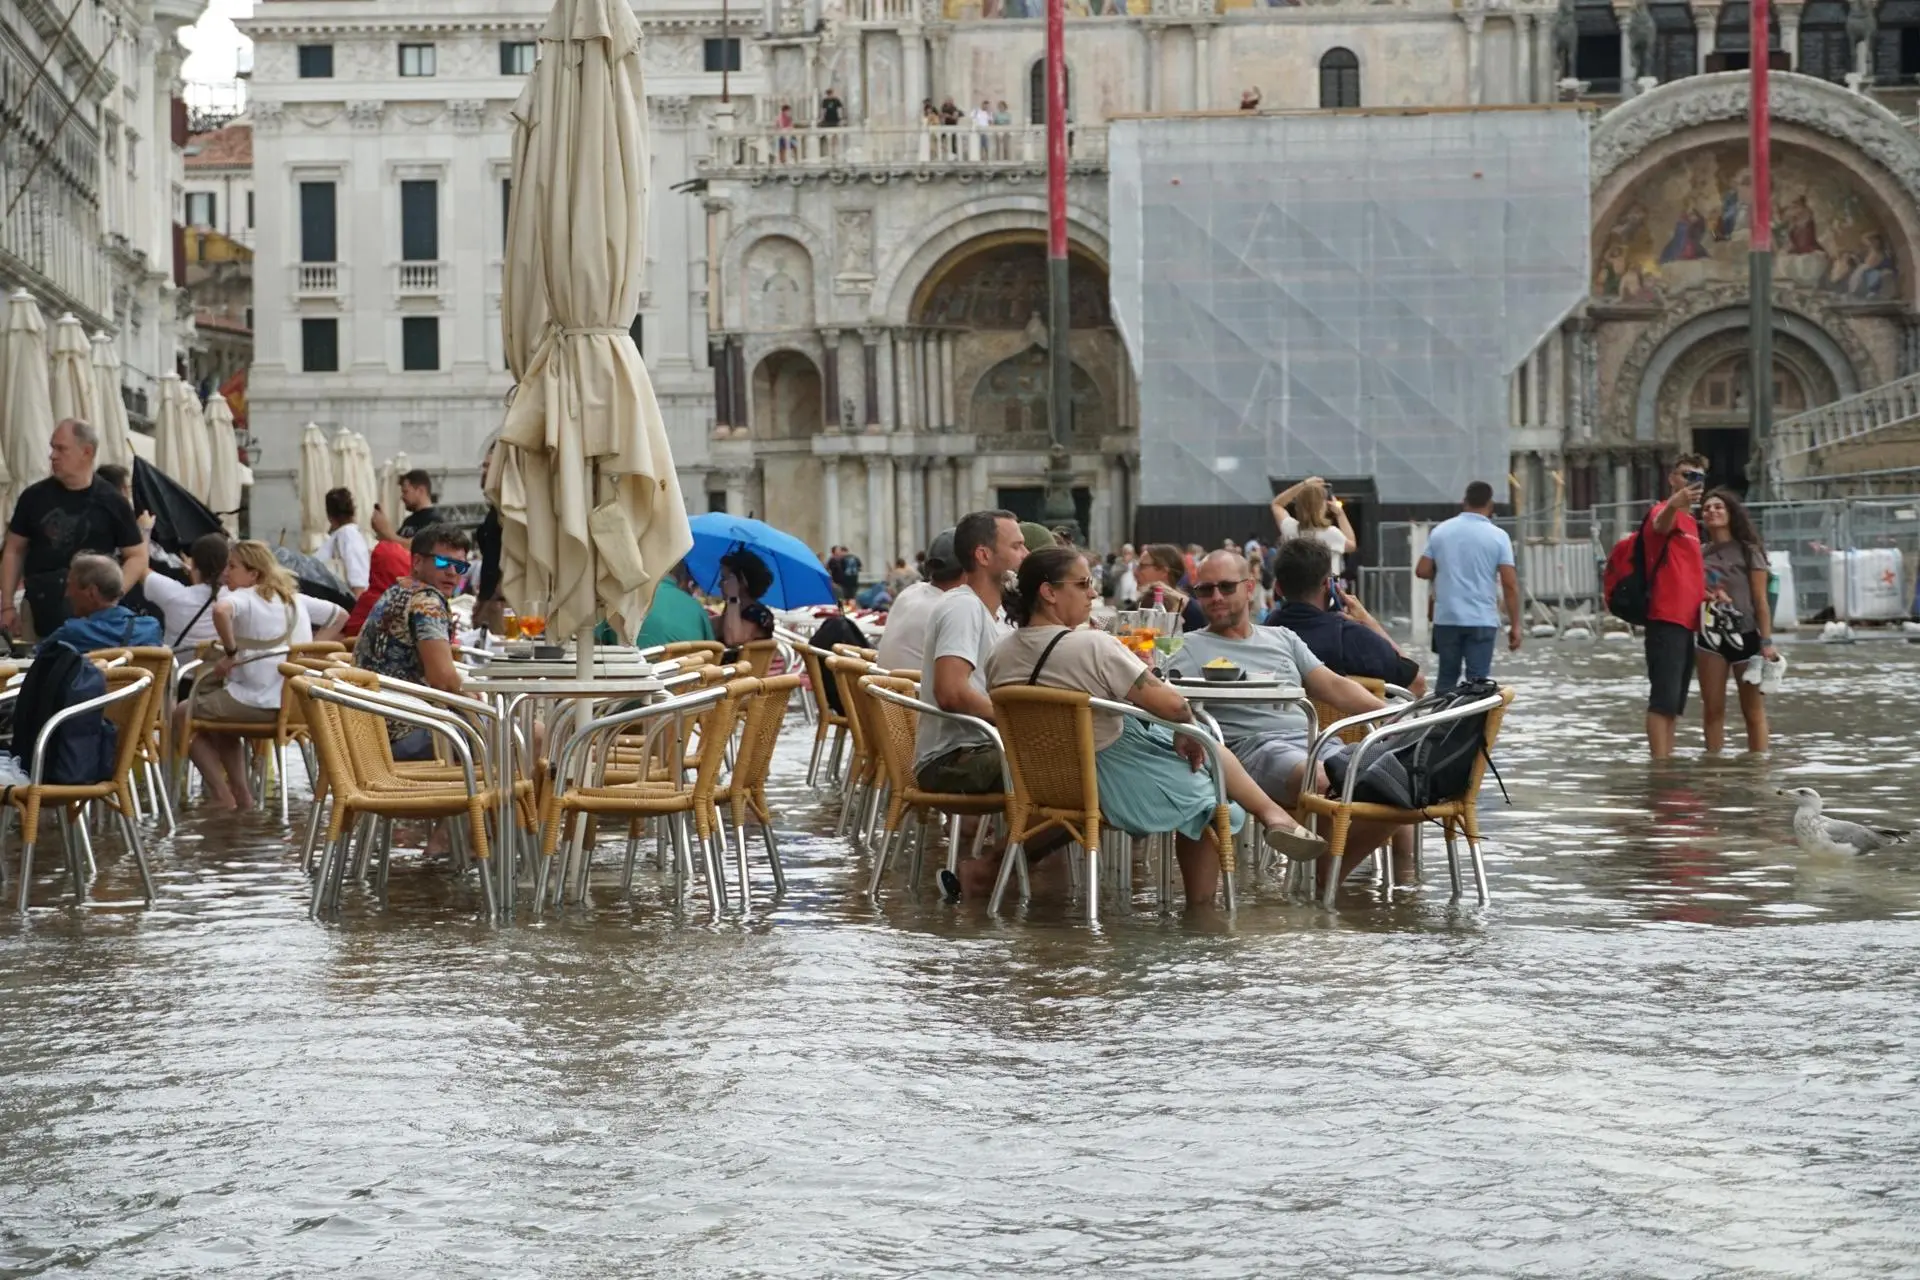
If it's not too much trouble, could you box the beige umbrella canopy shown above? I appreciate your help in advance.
[88,331,136,469]
[203,392,244,535]
[157,375,210,503]
[0,290,52,516]
[487,0,690,643]
[330,429,377,534]
[47,313,95,429]
[299,422,331,551]
[378,451,410,532]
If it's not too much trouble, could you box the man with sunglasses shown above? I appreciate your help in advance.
[1169,550,1414,886]
[353,523,473,760]
[1640,452,1710,759]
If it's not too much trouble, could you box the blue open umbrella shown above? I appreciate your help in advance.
[683,513,837,610]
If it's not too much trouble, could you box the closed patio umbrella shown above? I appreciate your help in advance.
[47,313,95,429]
[155,374,208,502]
[88,331,136,469]
[345,432,378,534]
[299,422,331,551]
[204,391,243,535]
[378,451,409,533]
[486,0,689,644]
[0,289,51,518]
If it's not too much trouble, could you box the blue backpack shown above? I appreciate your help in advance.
[7,641,117,785]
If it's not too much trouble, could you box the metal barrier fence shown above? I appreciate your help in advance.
[1359,494,1920,632]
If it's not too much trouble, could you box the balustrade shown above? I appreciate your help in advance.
[705,124,1108,173]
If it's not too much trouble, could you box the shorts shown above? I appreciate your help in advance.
[391,726,438,761]
[194,685,277,723]
[1644,620,1696,717]
[1697,628,1761,666]
[1230,733,1351,806]
[915,743,1003,795]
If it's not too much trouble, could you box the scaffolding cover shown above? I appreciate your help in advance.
[1109,110,1591,507]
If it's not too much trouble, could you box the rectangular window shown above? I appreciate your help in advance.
[302,318,339,373]
[298,181,336,262]
[297,44,334,78]
[703,38,741,72]
[501,178,512,245]
[707,490,727,513]
[184,191,216,227]
[245,189,254,228]
[402,316,440,371]
[245,306,253,330]
[399,179,438,261]
[499,41,535,74]
[399,43,436,77]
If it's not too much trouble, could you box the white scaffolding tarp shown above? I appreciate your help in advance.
[1109,110,1592,507]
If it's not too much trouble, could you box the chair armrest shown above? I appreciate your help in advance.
[553,685,728,793]
[1087,696,1230,812]
[1334,691,1506,805]
[1307,703,1410,762]
[28,671,152,788]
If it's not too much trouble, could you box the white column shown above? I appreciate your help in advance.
[823,457,843,548]
[942,334,958,428]
[1779,8,1801,67]
[896,458,918,560]
[892,330,913,431]
[865,457,888,568]
[876,333,896,431]
[1514,14,1534,104]
[1145,27,1164,113]
[903,28,926,123]
[947,458,963,524]
[1695,10,1717,72]
[1536,16,1557,96]
[1464,13,1486,105]
[970,454,990,514]
[725,469,750,517]
[926,454,947,533]
[1192,26,1212,110]
[918,333,935,428]
[1617,6,1636,84]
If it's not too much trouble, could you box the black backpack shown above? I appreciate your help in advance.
[7,641,117,786]
[1325,678,1504,810]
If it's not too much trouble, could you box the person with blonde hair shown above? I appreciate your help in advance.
[1270,476,1358,577]
[174,540,313,809]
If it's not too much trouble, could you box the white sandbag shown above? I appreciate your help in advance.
[1769,550,1797,630]
[1829,548,1906,621]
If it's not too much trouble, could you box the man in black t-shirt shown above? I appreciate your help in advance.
[371,468,444,544]
[0,418,147,638]
[819,87,844,127]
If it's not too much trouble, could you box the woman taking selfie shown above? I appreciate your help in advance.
[1696,489,1777,753]
[1271,475,1358,576]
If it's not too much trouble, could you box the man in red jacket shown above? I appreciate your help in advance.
[1642,452,1709,758]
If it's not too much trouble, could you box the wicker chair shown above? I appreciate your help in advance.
[292,674,501,918]
[793,642,851,786]
[825,654,883,846]
[1295,685,1514,906]
[859,675,1007,899]
[119,646,178,832]
[7,666,157,912]
[711,673,804,906]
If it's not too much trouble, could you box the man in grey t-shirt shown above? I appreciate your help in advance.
[913,509,1027,795]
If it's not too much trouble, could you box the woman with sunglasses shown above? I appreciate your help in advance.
[981,547,1323,910]
[1697,488,1777,752]
[352,524,474,761]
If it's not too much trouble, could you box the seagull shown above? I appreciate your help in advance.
[1777,787,1911,856]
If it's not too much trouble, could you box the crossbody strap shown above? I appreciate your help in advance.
[171,593,215,649]
[1027,629,1072,685]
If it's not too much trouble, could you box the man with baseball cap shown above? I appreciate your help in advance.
[876,527,964,671]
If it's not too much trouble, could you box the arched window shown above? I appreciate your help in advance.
[1028,58,1072,125]
[1319,48,1360,109]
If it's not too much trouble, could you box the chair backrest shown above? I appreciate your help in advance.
[729,673,802,802]
[661,640,723,663]
[122,646,176,743]
[831,643,878,663]
[288,676,362,842]
[291,641,347,658]
[794,644,838,722]
[1463,686,1515,800]
[736,638,778,677]
[988,685,1100,841]
[687,677,757,805]
[824,655,872,760]
[859,675,923,795]
[101,666,156,787]
[1315,675,1387,746]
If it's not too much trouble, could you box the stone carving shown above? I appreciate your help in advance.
[449,100,487,131]
[970,348,1102,441]
[1552,0,1577,80]
[1625,0,1655,82]
[917,241,1111,328]
[251,101,286,132]
[1592,75,1920,218]
[1595,140,1901,304]
[396,103,446,128]
[743,235,815,329]
[1847,0,1876,73]
[651,95,693,125]
[777,0,807,34]
[345,100,385,130]
[834,208,873,276]
[439,38,490,78]
[250,43,291,82]
[646,34,703,73]
[296,103,343,129]
[342,40,387,79]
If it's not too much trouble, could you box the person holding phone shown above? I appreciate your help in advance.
[1640,453,1710,759]
[1270,476,1358,577]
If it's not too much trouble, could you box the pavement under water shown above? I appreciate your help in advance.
[3,639,1919,1276]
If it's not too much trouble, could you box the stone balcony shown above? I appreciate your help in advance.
[701,124,1109,177]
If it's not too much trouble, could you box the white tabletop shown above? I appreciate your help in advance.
[1169,680,1307,703]
[463,675,667,697]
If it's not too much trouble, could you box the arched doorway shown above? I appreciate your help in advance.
[1027,60,1072,125]
[1656,334,1835,492]
[750,349,823,440]
[751,350,829,550]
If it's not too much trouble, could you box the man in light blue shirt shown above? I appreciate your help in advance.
[1416,480,1520,691]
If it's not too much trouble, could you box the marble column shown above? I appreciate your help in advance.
[1778,4,1801,67]
[725,469,750,518]
[930,31,950,102]
[873,331,896,431]
[1145,26,1164,113]
[970,454,991,514]
[730,343,749,437]
[926,455,948,533]
[821,328,841,431]
[1695,8,1718,72]
[865,456,889,567]
[1545,327,1566,433]
[903,27,925,122]
[947,458,964,525]
[897,458,920,560]
[862,333,881,430]
[1192,25,1212,110]
[1464,12,1486,105]
[892,329,914,431]
[1535,14,1556,95]
[823,457,842,548]
[941,333,958,428]
[1616,6,1636,84]
[1513,14,1534,104]
[919,333,936,428]
[712,340,732,429]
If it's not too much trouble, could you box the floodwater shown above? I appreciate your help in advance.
[5,640,1920,1277]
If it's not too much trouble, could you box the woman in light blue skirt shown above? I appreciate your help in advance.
[982,548,1325,907]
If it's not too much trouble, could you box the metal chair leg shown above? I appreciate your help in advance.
[16,836,37,912]
[908,815,933,889]
[115,806,156,906]
[56,809,85,902]
[1467,835,1490,906]
[760,818,786,896]
[1084,841,1101,925]
[277,744,291,826]
[988,841,1024,915]
[1443,824,1463,900]
[867,822,903,897]
[732,816,751,912]
[806,729,826,787]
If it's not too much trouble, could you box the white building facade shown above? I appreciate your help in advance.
[1,0,208,431]
[241,0,756,527]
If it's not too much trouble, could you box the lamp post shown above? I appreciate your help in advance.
[1041,0,1080,539]
[1747,0,1774,499]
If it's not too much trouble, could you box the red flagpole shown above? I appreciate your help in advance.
[1748,0,1774,496]
[1042,0,1078,535]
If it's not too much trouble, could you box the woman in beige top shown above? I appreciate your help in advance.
[980,546,1322,910]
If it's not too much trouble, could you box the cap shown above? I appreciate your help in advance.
[1019,521,1056,553]
[924,528,963,578]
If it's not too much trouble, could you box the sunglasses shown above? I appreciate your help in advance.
[1191,580,1246,597]
[1681,470,1707,485]
[429,554,472,576]
[1050,577,1094,591]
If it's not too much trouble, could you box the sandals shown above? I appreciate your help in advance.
[1263,824,1327,862]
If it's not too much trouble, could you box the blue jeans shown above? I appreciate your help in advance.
[1432,624,1497,693]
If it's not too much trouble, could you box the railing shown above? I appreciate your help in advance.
[1771,371,1920,478]
[705,124,1109,173]
[396,261,442,294]
[846,0,918,21]
[294,262,341,296]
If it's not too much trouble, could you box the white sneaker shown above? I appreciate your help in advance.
[1759,653,1787,695]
